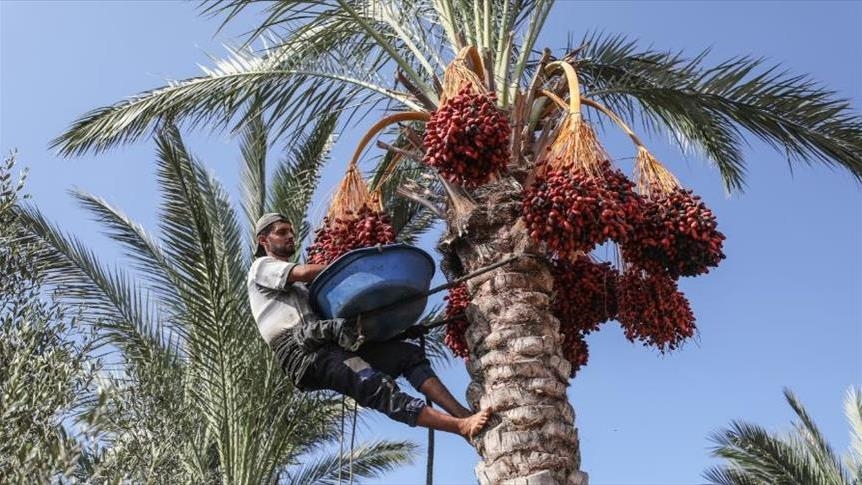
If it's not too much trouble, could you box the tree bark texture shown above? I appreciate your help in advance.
[439,176,588,485]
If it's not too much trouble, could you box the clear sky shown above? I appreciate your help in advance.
[2,1,860,484]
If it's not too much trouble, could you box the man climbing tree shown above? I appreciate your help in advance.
[247,212,492,439]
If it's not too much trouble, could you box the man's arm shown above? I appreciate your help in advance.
[250,258,327,290]
[286,264,327,283]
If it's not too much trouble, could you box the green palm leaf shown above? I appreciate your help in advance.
[14,205,176,368]
[52,39,417,158]
[154,122,247,318]
[847,388,862,454]
[70,190,186,323]
[843,387,862,481]
[239,105,269,231]
[784,388,849,483]
[706,388,858,485]
[578,32,862,191]
[703,466,763,485]
[202,0,552,96]
[204,0,439,95]
[284,439,417,485]
[708,421,834,484]
[268,113,338,249]
[151,122,265,482]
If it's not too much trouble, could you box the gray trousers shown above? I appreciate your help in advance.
[272,318,434,426]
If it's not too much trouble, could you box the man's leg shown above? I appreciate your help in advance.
[300,344,428,426]
[418,377,472,418]
[300,344,490,438]
[358,341,473,418]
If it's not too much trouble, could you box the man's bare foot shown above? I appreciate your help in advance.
[415,405,492,439]
[457,408,492,439]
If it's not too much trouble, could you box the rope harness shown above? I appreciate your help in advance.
[337,396,359,485]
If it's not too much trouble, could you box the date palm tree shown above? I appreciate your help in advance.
[18,118,426,483]
[705,387,862,485]
[50,1,862,482]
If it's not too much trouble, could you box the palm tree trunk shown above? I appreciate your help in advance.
[440,176,588,485]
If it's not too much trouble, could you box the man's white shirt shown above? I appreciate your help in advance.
[246,256,318,344]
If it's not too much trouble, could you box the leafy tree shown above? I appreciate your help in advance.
[0,152,99,483]
[705,387,862,485]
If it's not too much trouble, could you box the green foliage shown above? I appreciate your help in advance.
[0,152,99,482]
[705,387,862,485]
[52,1,862,195]
[267,113,339,247]
[18,125,418,482]
[577,32,862,191]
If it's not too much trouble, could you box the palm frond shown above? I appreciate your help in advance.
[154,122,248,309]
[14,205,177,369]
[703,465,764,485]
[397,209,439,245]
[198,161,249,298]
[280,392,347,455]
[205,0,442,93]
[151,123,257,480]
[334,0,438,98]
[364,0,447,75]
[239,105,269,231]
[284,439,417,485]
[63,0,569,160]
[578,32,862,192]
[509,0,553,88]
[708,420,844,485]
[844,387,862,480]
[70,190,185,320]
[268,113,338,248]
[154,123,223,309]
[245,390,342,481]
[52,39,416,158]
[783,387,848,483]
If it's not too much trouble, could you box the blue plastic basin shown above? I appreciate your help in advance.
[308,244,435,341]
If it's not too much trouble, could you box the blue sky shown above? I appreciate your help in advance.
[2,1,860,484]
